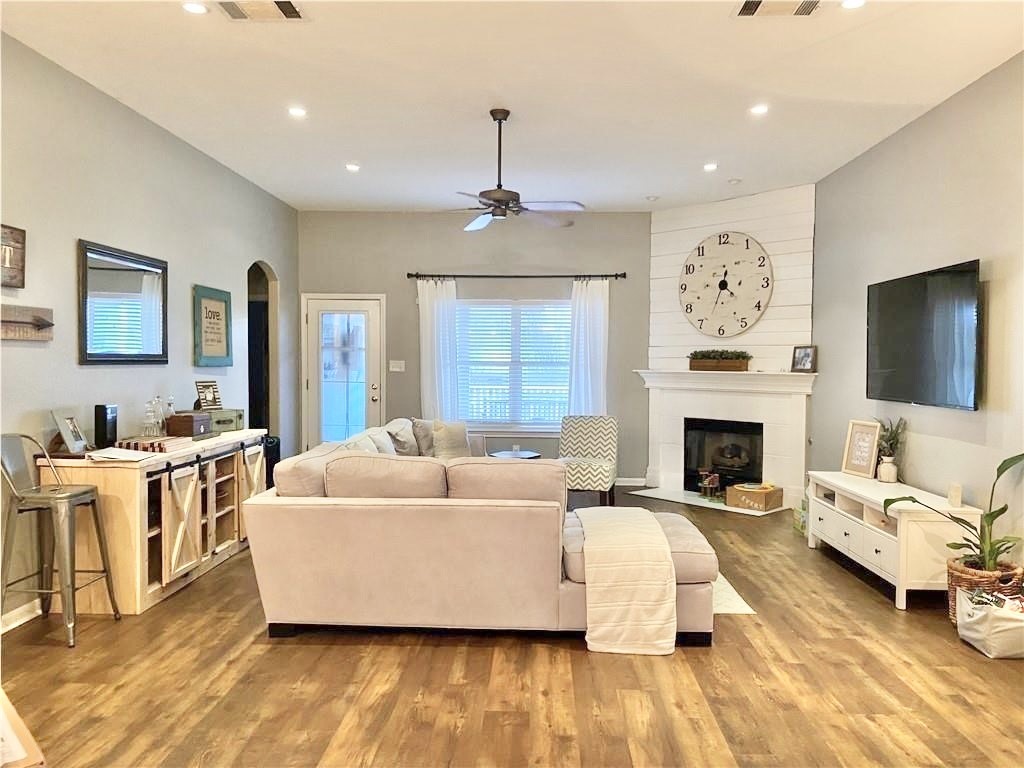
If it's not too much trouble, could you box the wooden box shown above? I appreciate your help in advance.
[726,484,784,512]
[181,408,243,435]
[688,359,749,372]
[167,412,214,439]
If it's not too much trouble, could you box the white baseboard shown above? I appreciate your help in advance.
[2,599,41,634]
[615,477,646,487]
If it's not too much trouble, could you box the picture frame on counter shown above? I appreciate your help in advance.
[841,419,881,479]
[791,344,818,373]
[51,409,88,453]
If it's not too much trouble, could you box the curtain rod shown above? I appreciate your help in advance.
[407,272,626,280]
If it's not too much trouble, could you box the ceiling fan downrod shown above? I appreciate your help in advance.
[490,108,510,190]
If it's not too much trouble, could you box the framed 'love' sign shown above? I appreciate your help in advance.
[193,284,233,367]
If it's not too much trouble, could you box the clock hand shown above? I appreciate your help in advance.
[712,290,723,314]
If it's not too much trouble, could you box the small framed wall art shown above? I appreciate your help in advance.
[1,225,26,288]
[193,285,233,367]
[791,345,818,373]
[841,419,881,479]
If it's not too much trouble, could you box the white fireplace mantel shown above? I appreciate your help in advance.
[635,368,817,507]
[635,369,816,395]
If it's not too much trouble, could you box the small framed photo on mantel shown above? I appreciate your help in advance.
[791,345,817,373]
[841,419,881,479]
[193,285,233,367]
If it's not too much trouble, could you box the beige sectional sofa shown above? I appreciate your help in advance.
[244,433,718,645]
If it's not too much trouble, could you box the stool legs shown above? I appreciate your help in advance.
[90,501,121,620]
[37,511,55,617]
[1,503,18,604]
[52,500,77,648]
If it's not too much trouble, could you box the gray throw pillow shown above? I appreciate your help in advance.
[384,418,419,456]
[412,418,435,457]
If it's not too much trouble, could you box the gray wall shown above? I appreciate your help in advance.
[298,212,650,477]
[812,54,1023,544]
[1,37,300,616]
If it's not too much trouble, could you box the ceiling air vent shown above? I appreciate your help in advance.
[218,2,303,21]
[736,1,820,16]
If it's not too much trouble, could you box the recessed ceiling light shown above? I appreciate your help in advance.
[645,195,660,202]
[288,106,307,119]
[841,0,865,8]
[728,178,743,185]
[749,103,769,116]
[182,3,209,14]
[345,163,361,173]
[703,162,718,172]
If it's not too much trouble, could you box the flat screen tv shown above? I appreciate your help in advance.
[866,260,980,411]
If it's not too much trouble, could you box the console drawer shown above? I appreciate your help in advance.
[834,514,864,557]
[863,527,898,576]
[809,500,839,543]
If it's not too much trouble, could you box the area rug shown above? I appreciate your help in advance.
[629,487,783,517]
[714,574,756,614]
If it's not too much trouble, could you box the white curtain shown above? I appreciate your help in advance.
[140,272,163,354]
[417,278,459,420]
[568,278,609,415]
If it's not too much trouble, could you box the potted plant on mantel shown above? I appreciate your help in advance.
[876,417,907,483]
[687,349,752,372]
[883,452,1024,624]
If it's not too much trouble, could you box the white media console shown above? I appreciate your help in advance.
[806,471,982,609]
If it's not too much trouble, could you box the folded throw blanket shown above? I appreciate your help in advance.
[575,506,677,655]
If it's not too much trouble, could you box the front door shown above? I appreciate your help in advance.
[303,296,384,449]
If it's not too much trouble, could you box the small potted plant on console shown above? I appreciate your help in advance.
[884,453,1024,623]
[687,349,752,372]
[876,417,906,483]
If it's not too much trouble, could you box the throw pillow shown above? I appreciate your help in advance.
[433,420,472,460]
[412,418,435,457]
[342,434,378,453]
[366,427,398,455]
[384,418,419,456]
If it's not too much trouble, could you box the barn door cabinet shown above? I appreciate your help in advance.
[39,429,266,615]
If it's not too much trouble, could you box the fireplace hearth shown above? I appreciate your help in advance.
[683,417,764,493]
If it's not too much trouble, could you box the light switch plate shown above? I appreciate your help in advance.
[388,360,406,372]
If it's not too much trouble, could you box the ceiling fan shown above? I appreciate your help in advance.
[456,108,585,232]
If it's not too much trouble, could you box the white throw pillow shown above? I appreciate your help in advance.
[432,420,472,460]
[384,418,419,456]
[366,427,398,455]
[342,434,378,453]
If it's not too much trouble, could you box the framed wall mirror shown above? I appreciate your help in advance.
[78,240,168,364]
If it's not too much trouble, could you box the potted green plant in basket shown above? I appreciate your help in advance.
[688,349,752,372]
[876,417,906,483]
[883,452,1024,624]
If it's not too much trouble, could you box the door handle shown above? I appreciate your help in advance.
[370,395,379,402]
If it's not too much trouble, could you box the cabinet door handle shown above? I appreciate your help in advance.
[843,531,850,537]
[874,548,882,555]
[817,516,824,522]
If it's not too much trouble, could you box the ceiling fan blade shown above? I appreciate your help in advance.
[464,212,493,232]
[520,201,586,212]
[522,210,575,228]
[457,191,496,207]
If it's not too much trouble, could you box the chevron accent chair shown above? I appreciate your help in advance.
[558,416,618,505]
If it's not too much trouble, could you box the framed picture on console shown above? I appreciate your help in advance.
[841,419,881,479]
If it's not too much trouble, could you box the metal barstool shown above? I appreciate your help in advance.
[1,434,120,647]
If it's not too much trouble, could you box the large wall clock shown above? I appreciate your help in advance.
[678,231,773,338]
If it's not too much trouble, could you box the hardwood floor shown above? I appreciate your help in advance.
[3,495,1022,767]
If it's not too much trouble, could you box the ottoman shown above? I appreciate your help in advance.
[558,508,719,644]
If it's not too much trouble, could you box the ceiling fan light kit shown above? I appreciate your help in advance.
[457,108,585,232]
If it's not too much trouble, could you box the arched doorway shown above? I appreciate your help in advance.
[247,261,279,433]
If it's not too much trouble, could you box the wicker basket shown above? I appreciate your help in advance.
[946,559,1023,624]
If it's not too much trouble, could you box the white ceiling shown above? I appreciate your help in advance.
[3,1,1021,211]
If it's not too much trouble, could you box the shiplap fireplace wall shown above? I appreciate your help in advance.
[643,185,816,504]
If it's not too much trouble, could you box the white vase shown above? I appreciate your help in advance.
[878,456,898,483]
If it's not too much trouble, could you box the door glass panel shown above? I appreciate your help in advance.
[320,311,368,441]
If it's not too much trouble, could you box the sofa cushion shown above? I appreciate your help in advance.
[325,453,448,498]
[433,420,472,460]
[366,427,398,455]
[384,418,418,456]
[446,457,566,508]
[562,511,718,585]
[273,442,349,497]
[412,418,435,457]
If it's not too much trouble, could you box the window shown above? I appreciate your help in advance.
[86,293,146,355]
[455,299,571,427]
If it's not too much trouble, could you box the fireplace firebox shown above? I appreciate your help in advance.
[683,418,764,493]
